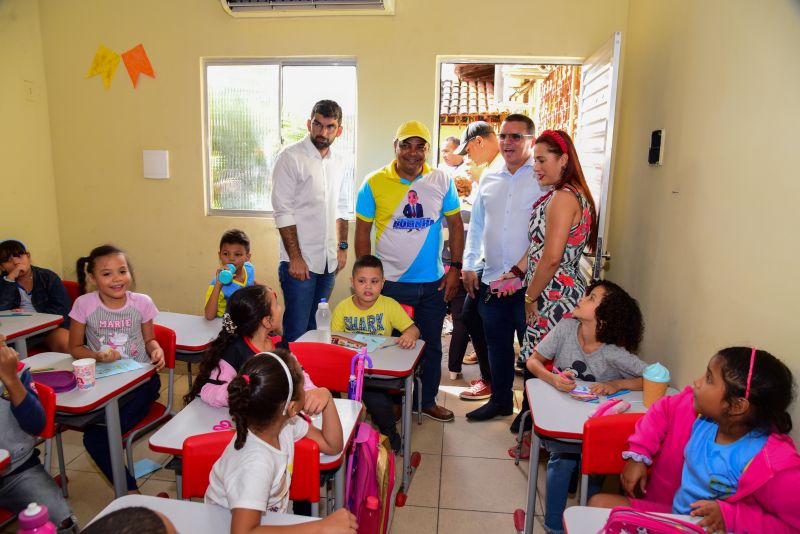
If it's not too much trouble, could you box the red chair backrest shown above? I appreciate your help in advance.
[153,324,176,370]
[289,437,320,503]
[181,430,234,499]
[62,280,80,304]
[581,412,644,476]
[31,382,56,439]
[400,304,415,319]
[288,341,354,394]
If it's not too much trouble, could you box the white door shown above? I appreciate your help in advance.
[574,32,623,281]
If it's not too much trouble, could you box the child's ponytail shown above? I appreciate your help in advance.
[227,374,252,450]
[76,256,91,295]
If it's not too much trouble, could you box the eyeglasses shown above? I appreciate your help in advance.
[498,133,534,142]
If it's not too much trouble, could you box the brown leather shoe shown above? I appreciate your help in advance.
[421,404,454,422]
[463,352,479,365]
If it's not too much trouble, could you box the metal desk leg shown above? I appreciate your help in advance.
[402,373,413,489]
[524,433,541,534]
[104,397,128,498]
[334,465,345,510]
[13,338,28,359]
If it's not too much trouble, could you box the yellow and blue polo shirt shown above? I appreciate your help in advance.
[356,161,460,283]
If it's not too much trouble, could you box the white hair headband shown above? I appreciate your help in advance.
[256,351,293,416]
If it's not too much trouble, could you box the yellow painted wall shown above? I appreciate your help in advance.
[0,1,62,272]
[34,0,628,311]
[610,0,800,438]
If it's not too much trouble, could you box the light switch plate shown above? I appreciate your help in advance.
[143,150,169,179]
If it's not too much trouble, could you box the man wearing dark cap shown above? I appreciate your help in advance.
[355,120,465,422]
[462,114,547,421]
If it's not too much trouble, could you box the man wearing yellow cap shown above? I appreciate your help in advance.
[354,121,464,422]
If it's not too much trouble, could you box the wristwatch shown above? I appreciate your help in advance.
[449,261,463,270]
[338,242,348,250]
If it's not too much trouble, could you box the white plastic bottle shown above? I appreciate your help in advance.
[315,299,331,343]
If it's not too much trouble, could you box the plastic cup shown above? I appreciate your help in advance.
[72,358,96,390]
[643,379,669,408]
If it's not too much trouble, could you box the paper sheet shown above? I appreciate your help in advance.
[95,358,144,379]
[121,43,156,88]
[353,334,390,354]
[86,45,120,89]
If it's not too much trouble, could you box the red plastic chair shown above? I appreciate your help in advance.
[62,280,80,303]
[123,324,177,472]
[181,430,321,515]
[0,382,67,528]
[181,430,234,499]
[288,341,354,394]
[579,412,645,505]
[399,304,415,319]
[290,438,321,516]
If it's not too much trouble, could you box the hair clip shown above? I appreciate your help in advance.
[745,347,756,400]
[242,373,250,385]
[222,313,237,334]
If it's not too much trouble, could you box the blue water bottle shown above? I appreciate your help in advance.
[218,263,236,285]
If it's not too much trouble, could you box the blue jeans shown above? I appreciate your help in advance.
[382,279,446,409]
[477,283,526,408]
[543,440,603,533]
[278,262,336,343]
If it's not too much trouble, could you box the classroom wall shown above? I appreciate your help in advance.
[34,0,628,311]
[0,1,62,272]
[609,0,800,438]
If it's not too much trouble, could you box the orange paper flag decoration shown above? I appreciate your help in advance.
[121,44,155,88]
[86,45,120,89]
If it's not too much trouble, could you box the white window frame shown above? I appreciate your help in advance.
[202,57,358,217]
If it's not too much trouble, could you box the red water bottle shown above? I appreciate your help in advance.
[357,496,381,534]
[17,503,56,534]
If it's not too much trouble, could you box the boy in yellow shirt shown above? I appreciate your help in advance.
[332,255,419,450]
[332,255,419,346]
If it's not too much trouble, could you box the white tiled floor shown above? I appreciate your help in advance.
[3,337,566,533]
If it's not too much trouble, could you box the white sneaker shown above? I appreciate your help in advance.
[449,371,462,380]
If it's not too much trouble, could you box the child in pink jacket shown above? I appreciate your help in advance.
[183,285,326,414]
[589,347,800,533]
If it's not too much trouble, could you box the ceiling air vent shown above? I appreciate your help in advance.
[220,0,394,17]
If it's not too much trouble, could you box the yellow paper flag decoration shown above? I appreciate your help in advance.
[121,44,156,88]
[86,45,120,89]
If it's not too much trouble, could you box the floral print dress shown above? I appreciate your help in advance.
[521,184,593,358]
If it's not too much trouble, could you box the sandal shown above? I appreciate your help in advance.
[507,431,532,460]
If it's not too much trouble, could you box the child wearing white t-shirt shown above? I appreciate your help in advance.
[205,350,357,533]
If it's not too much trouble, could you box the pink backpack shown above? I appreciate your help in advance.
[345,349,394,534]
[599,507,705,534]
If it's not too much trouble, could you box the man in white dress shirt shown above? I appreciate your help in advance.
[271,100,350,342]
[461,114,547,420]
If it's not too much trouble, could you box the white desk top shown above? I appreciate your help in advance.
[155,312,221,352]
[23,352,156,414]
[0,312,62,341]
[525,378,678,440]
[563,506,697,533]
[0,449,9,471]
[149,397,362,468]
[90,494,317,532]
[296,330,424,377]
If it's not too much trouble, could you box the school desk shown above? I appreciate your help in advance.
[23,351,157,498]
[154,312,221,388]
[519,379,679,534]
[149,397,362,507]
[0,312,62,358]
[295,330,425,503]
[562,505,698,533]
[89,494,316,532]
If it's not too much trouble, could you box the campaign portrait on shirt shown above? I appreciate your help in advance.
[402,190,424,218]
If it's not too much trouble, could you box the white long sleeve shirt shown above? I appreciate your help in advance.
[271,135,350,274]
[463,155,547,284]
